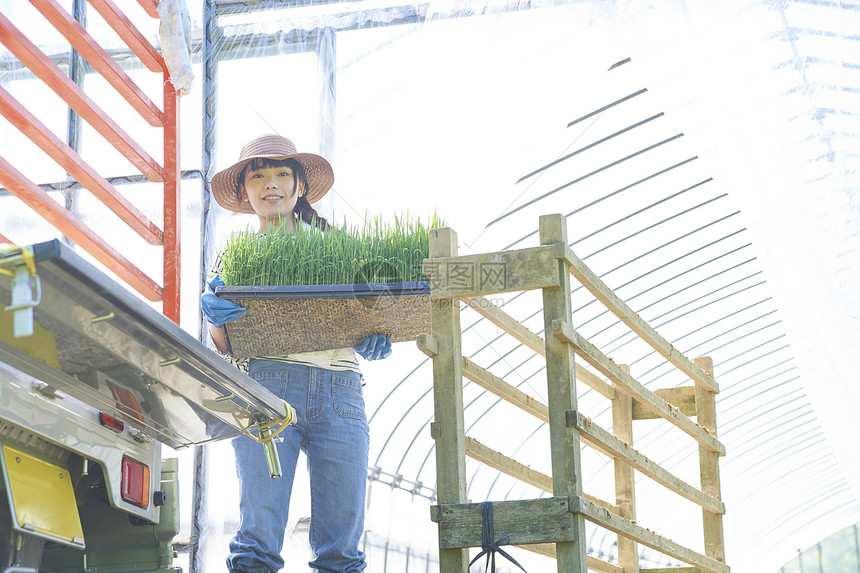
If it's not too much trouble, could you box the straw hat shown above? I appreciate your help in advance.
[211,134,334,214]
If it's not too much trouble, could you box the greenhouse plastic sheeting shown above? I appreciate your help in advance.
[1,0,858,571]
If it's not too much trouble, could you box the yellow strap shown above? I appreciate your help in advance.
[0,245,36,277]
[0,244,17,277]
[234,401,297,445]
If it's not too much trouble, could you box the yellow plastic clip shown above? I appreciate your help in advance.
[0,244,35,275]
[237,401,297,445]
[0,245,12,277]
[0,244,19,277]
[234,401,297,480]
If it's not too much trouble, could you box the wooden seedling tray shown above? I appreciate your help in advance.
[217,282,431,358]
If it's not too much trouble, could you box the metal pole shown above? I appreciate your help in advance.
[66,0,85,152]
[855,524,860,572]
[190,0,220,569]
[200,0,219,325]
[383,538,389,573]
[817,543,823,573]
[189,444,207,573]
[315,26,336,220]
[63,0,86,247]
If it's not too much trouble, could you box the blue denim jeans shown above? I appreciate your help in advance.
[227,359,369,573]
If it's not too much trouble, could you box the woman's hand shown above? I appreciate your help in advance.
[201,275,246,327]
[354,334,392,360]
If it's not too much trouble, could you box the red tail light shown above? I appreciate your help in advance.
[99,412,124,432]
[121,456,150,508]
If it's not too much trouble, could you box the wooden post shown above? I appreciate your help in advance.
[612,364,638,573]
[694,356,726,563]
[539,214,588,573]
[429,227,469,573]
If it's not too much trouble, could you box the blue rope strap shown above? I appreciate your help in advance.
[468,501,528,573]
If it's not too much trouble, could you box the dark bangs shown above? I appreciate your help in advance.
[244,157,307,182]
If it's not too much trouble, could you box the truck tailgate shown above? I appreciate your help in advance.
[0,240,286,449]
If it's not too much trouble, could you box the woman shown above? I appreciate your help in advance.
[202,134,389,573]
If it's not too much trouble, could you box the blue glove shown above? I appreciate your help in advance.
[201,275,246,328]
[208,274,225,291]
[354,334,392,360]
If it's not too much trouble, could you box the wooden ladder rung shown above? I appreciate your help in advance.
[431,497,577,549]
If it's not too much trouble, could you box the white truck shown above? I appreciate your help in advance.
[0,240,286,572]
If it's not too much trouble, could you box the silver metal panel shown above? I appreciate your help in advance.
[0,240,285,449]
[0,357,162,524]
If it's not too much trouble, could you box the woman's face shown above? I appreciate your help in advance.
[240,161,304,231]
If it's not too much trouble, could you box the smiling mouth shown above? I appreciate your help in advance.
[262,194,282,201]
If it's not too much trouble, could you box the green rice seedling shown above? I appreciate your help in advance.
[219,212,445,287]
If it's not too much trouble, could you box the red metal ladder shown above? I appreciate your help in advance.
[0,0,182,323]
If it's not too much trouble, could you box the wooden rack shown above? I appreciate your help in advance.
[419,214,728,573]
